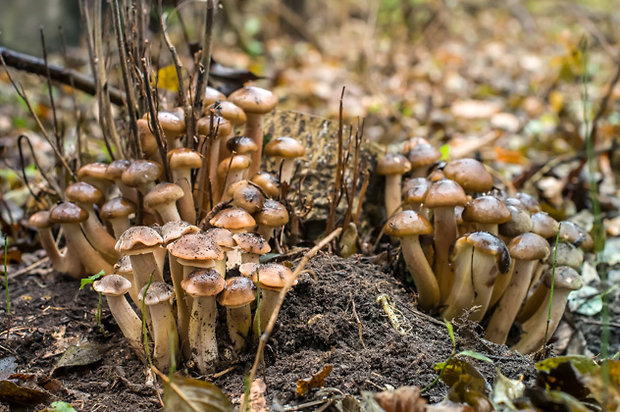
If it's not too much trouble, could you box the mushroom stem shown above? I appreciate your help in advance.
[246,113,264,178]
[253,288,280,335]
[278,158,296,185]
[108,217,132,239]
[401,235,440,310]
[80,204,119,262]
[169,256,191,359]
[105,294,145,361]
[226,305,252,352]
[148,297,178,372]
[516,281,548,323]
[433,206,459,303]
[37,227,83,278]
[188,296,218,374]
[469,250,500,322]
[129,253,164,303]
[384,174,403,218]
[62,223,114,275]
[171,169,196,224]
[442,244,474,320]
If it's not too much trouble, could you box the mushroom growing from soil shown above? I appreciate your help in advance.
[384,210,439,310]
[100,197,136,238]
[263,136,306,185]
[254,199,289,242]
[443,158,494,194]
[93,275,144,360]
[377,153,411,218]
[250,263,296,335]
[181,269,226,374]
[143,182,185,223]
[139,282,178,372]
[217,276,256,353]
[233,232,271,265]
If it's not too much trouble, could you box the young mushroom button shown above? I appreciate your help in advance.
[252,263,295,334]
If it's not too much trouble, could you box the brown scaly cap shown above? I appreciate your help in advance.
[209,101,247,126]
[168,148,202,170]
[228,86,278,115]
[161,221,200,246]
[424,179,467,208]
[508,232,550,261]
[465,231,511,274]
[144,183,185,209]
[443,158,493,193]
[255,199,289,227]
[139,281,174,305]
[226,136,258,155]
[115,226,163,254]
[121,160,162,188]
[181,269,226,297]
[204,227,236,249]
[93,274,132,296]
[530,212,559,239]
[167,232,224,261]
[264,136,306,159]
[384,210,432,237]
[49,202,89,224]
[209,207,256,232]
[406,143,441,169]
[233,232,271,255]
[100,197,136,220]
[377,153,411,176]
[251,171,280,198]
[228,181,265,213]
[217,276,256,307]
[462,195,511,224]
[251,263,295,290]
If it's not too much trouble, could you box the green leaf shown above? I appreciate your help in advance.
[80,271,104,290]
[50,401,78,412]
[456,350,494,364]
[439,144,450,161]
[535,355,598,375]
[445,320,455,348]
[164,375,233,412]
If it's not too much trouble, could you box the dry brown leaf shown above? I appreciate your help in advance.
[239,378,268,412]
[373,386,427,412]
[296,364,333,397]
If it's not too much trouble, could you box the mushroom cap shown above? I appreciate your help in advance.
[115,226,163,254]
[464,231,511,273]
[137,118,158,156]
[255,199,289,227]
[508,232,550,261]
[515,192,541,213]
[548,241,583,269]
[100,197,136,220]
[77,162,113,183]
[114,255,133,277]
[403,137,430,154]
[210,101,247,125]
[233,232,271,255]
[181,269,226,297]
[196,115,232,137]
[168,148,202,170]
[229,181,265,213]
[202,86,226,107]
[161,221,200,246]
[139,281,174,305]
[406,143,441,169]
[66,181,104,205]
[157,111,185,136]
[263,136,306,159]
[29,210,52,229]
[106,159,132,180]
[443,158,493,193]
[462,195,511,224]
[384,210,433,237]
[541,266,582,290]
[531,212,559,239]
[144,182,185,208]
[217,276,256,307]
[226,136,258,155]
[204,227,236,249]
[402,178,431,204]
[424,179,467,208]
[121,160,162,188]
[377,153,411,176]
[238,262,260,278]
[499,205,533,238]
[93,274,132,296]
[167,232,224,262]
[251,171,280,198]
[210,207,256,232]
[217,155,251,176]
[228,86,278,115]
[558,221,589,247]
[251,263,295,290]
[49,202,89,224]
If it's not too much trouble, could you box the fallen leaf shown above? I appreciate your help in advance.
[52,343,105,374]
[296,364,333,397]
[163,375,233,412]
[374,386,426,412]
[0,379,49,406]
[239,378,267,412]
[491,369,524,410]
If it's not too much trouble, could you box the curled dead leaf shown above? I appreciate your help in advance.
[373,386,426,412]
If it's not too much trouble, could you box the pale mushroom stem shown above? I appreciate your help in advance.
[401,235,440,310]
[516,281,548,323]
[253,288,280,335]
[434,206,460,303]
[257,225,276,242]
[279,158,296,185]
[80,204,119,262]
[37,228,83,278]
[485,260,537,344]
[442,245,474,320]
[384,174,402,218]
[129,254,165,303]
[153,203,182,224]
[470,250,499,322]
[246,113,264,178]
[209,136,224,204]
[62,223,114,275]
[169,257,191,359]
[226,305,252,352]
[188,296,218,374]
[221,169,249,202]
[105,294,145,361]
[109,218,131,239]
[171,169,196,224]
[149,300,178,372]
[489,264,514,307]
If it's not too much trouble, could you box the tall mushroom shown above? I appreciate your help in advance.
[139,282,178,372]
[168,148,202,224]
[377,153,411,218]
[100,197,136,238]
[143,182,185,223]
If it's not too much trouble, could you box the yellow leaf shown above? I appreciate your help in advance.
[296,364,333,396]
[155,65,180,92]
[549,91,564,113]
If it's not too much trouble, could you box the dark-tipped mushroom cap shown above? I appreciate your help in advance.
[255,199,289,227]
[443,158,493,193]
[144,183,184,209]
[115,226,163,255]
[167,233,224,262]
[203,86,226,107]
[465,231,511,273]
[228,86,278,115]
[181,269,226,297]
[531,212,559,239]
[100,197,136,220]
[384,210,433,237]
[49,202,89,224]
[508,233,550,261]
[233,232,271,255]
[204,227,236,249]
[251,263,295,290]
[377,153,411,176]
[228,181,265,213]
[29,210,52,229]
[210,207,257,232]
[251,171,280,198]
[226,136,258,155]
[106,159,131,180]
[66,181,104,205]
[263,136,306,159]
[424,179,467,208]
[168,148,202,170]
[139,281,174,305]
[121,160,162,188]
[462,195,511,224]
[210,101,247,125]
[217,276,256,307]
[499,205,533,238]
[93,274,132,296]
[541,266,582,290]
[406,143,441,169]
[161,221,200,246]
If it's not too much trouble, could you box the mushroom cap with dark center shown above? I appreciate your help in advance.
[263,136,306,159]
[499,205,533,238]
[464,231,511,273]
[377,153,411,176]
[106,159,131,180]
[168,148,202,170]
[210,207,257,232]
[255,199,289,227]
[181,269,226,297]
[203,86,226,107]
[406,143,441,169]
[443,158,493,193]
[384,210,433,237]
[462,195,511,224]
[228,181,265,213]
[217,155,251,176]
[144,183,185,209]
[115,226,163,255]
[93,274,132,296]
[161,221,200,246]
[251,172,280,198]
[402,178,431,204]
[121,160,162,188]
[114,255,133,277]
[233,232,271,255]
[66,181,104,205]
[251,263,295,290]
[100,197,136,220]
[29,210,52,229]
[167,233,224,262]
[77,162,113,184]
[226,136,258,155]
[217,276,256,307]
[548,241,583,269]
[49,202,89,224]
[541,266,582,290]
[424,179,467,208]
[196,115,232,137]
[228,86,278,115]
[209,101,247,125]
[530,212,559,239]
[204,227,236,249]
[508,232,550,261]
[139,281,174,305]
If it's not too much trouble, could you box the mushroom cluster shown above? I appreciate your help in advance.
[380,137,588,353]
[27,86,306,373]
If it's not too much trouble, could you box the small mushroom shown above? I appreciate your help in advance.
[233,232,271,265]
[254,199,289,242]
[377,153,411,218]
[250,263,295,335]
[144,182,185,223]
[217,276,256,353]
[263,136,306,185]
[168,148,202,224]
[100,197,136,238]
[139,282,178,372]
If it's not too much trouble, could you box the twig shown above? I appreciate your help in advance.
[193,0,215,124]
[18,135,63,201]
[151,366,194,410]
[590,60,620,147]
[241,228,342,412]
[325,87,346,235]
[8,256,51,280]
[350,293,366,349]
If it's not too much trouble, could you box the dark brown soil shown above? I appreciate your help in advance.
[0,252,537,411]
